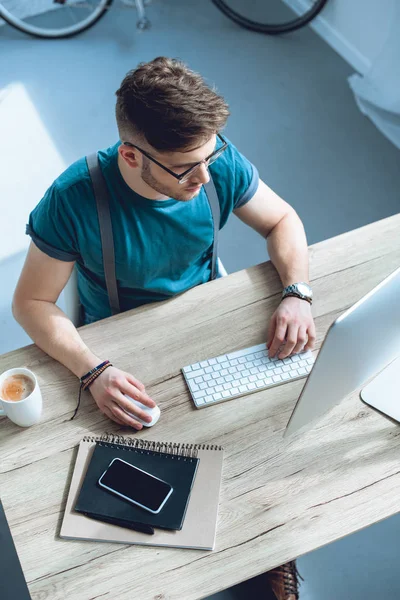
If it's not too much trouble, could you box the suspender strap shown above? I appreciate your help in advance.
[86,153,121,315]
[203,177,220,281]
[86,153,221,315]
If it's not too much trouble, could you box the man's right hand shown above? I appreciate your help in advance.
[89,366,156,429]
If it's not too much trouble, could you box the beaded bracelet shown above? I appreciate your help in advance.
[80,360,110,384]
[71,362,113,421]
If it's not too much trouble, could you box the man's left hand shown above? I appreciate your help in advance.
[267,296,316,359]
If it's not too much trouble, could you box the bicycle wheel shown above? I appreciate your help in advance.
[212,0,329,35]
[0,0,113,39]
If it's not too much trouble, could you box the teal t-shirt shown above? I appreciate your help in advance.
[27,140,258,323]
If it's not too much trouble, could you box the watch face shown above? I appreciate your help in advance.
[297,283,312,298]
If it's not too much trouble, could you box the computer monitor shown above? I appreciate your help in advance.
[284,266,400,436]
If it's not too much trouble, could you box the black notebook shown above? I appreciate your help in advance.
[74,438,199,531]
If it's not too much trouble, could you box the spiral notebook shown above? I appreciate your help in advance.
[74,439,200,531]
[60,435,224,550]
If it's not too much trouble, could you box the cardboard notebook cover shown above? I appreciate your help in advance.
[60,435,224,550]
[75,441,200,531]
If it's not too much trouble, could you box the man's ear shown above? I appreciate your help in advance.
[119,144,140,168]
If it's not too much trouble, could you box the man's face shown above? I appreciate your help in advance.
[139,135,217,201]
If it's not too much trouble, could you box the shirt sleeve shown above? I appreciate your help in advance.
[26,183,80,262]
[209,138,259,229]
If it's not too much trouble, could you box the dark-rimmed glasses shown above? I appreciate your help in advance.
[123,133,228,184]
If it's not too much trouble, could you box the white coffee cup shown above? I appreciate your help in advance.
[0,368,42,427]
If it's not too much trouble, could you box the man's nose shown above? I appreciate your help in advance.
[194,163,210,185]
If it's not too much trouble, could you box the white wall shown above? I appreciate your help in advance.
[288,0,395,73]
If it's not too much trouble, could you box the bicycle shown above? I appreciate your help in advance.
[0,0,151,39]
[212,0,329,35]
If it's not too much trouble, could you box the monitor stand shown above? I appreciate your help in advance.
[360,356,400,423]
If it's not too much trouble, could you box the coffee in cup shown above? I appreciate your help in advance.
[1,374,35,402]
[0,368,42,427]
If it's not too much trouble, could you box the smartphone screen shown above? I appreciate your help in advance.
[98,458,173,514]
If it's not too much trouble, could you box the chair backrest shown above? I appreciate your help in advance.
[61,267,80,326]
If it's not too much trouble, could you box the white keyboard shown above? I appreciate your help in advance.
[182,342,315,408]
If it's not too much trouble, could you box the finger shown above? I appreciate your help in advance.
[292,326,308,355]
[278,324,299,359]
[118,380,155,409]
[102,405,126,426]
[112,390,153,424]
[109,401,144,430]
[304,325,316,351]
[266,314,277,349]
[125,373,146,393]
[268,321,288,358]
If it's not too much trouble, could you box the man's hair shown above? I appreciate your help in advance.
[115,57,230,152]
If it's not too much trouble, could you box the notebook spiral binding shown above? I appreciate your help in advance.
[82,434,223,460]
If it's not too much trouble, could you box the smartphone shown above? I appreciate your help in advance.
[98,458,173,514]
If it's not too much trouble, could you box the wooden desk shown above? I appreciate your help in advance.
[1,214,399,600]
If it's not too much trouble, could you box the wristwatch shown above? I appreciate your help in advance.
[282,282,313,305]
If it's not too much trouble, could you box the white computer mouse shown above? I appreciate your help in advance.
[124,395,161,427]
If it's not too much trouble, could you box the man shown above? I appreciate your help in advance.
[13,57,314,599]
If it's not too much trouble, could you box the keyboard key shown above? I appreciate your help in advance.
[192,363,201,370]
[213,363,222,372]
[216,356,225,363]
[221,361,230,369]
[237,364,246,372]
[213,393,222,401]
[282,365,291,372]
[250,367,259,375]
[222,390,231,398]
[196,398,205,405]
[204,395,214,403]
[230,358,239,366]
[253,359,262,366]
[190,383,200,392]
[209,358,217,365]
[291,355,300,362]
[185,365,192,372]
[305,365,313,373]
[281,373,290,380]
[194,376,203,384]
[200,360,209,368]
[299,360,307,367]
[273,367,283,375]
[215,385,223,392]
[263,377,273,385]
[211,373,220,380]
[238,357,247,364]
[223,382,233,390]
[242,369,251,377]
[205,366,213,374]
[230,387,239,395]
[241,377,250,384]
[204,374,212,381]
[298,367,307,375]
[233,372,242,380]
[249,375,257,382]
[239,385,248,393]
[289,370,298,378]
[216,377,224,385]
[307,358,314,365]
[256,381,264,388]
[220,369,229,376]
[273,375,282,382]
[186,369,205,379]
[193,390,206,398]
[199,382,208,390]
[228,366,237,374]
[258,364,268,372]
[248,382,256,390]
